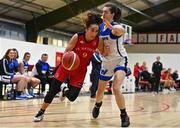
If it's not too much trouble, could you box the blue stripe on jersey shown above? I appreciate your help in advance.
[100,22,121,40]
[114,66,126,73]
[100,23,111,36]
[126,67,131,76]
[93,53,101,63]
[99,74,112,81]
[116,39,123,57]
[110,32,121,40]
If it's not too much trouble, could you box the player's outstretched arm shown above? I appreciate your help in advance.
[103,18,125,36]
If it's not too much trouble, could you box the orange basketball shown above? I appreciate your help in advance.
[62,51,80,71]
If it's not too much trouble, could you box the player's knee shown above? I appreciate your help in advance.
[113,86,120,94]
[44,92,56,103]
[68,95,78,102]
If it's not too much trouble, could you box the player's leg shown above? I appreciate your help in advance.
[92,79,108,118]
[60,69,86,101]
[113,69,130,127]
[90,73,99,98]
[34,78,62,122]
[62,85,81,101]
[92,62,113,118]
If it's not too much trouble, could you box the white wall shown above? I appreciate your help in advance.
[128,53,180,73]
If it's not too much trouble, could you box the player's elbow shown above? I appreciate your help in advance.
[112,25,125,36]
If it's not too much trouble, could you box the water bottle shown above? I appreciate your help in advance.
[3,89,7,100]
[10,89,14,100]
[7,89,11,100]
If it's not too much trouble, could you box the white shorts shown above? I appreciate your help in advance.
[99,56,128,81]
[0,75,13,83]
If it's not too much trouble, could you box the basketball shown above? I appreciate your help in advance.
[62,51,80,70]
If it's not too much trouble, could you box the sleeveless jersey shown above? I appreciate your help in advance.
[99,22,128,61]
[73,33,99,69]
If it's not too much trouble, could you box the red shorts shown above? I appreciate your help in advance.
[54,65,87,88]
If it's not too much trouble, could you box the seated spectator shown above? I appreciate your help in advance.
[139,61,146,72]
[23,52,31,75]
[17,62,40,97]
[139,67,155,91]
[12,48,19,73]
[0,49,29,99]
[161,68,176,91]
[31,53,52,95]
[22,52,40,95]
[171,70,180,88]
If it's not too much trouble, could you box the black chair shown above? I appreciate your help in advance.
[0,82,16,100]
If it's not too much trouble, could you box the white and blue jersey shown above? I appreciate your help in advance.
[23,60,29,73]
[0,59,14,83]
[99,21,128,81]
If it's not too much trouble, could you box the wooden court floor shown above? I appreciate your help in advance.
[0,92,180,127]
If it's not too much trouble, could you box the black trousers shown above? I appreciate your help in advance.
[90,73,99,98]
[35,75,53,93]
[44,78,81,103]
[135,76,139,90]
[154,75,161,93]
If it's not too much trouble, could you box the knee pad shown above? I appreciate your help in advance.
[68,96,77,102]
[44,92,56,103]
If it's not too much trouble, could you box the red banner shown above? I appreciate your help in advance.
[55,52,63,66]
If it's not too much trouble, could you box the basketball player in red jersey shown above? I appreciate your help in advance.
[34,12,104,122]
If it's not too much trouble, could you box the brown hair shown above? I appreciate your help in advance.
[3,49,13,60]
[23,52,31,59]
[105,4,121,22]
[84,12,102,28]
[12,48,19,59]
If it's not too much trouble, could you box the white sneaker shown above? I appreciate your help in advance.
[34,111,44,122]
[170,87,176,92]
[59,84,69,101]
[25,93,33,99]
[163,89,170,94]
[59,91,66,101]
[60,83,68,91]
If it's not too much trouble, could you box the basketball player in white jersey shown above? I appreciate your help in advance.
[92,4,130,127]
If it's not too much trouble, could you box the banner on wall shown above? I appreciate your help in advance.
[55,52,63,66]
[136,33,180,43]
[167,33,176,43]
[158,33,166,43]
[148,34,156,43]
[132,33,137,43]
[138,34,147,43]
[178,34,180,43]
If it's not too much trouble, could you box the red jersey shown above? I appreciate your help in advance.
[73,33,99,69]
[133,65,140,78]
[54,33,99,88]
[161,72,171,80]
[139,65,145,72]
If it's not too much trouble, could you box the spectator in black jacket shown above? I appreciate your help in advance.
[32,54,52,95]
[152,56,163,93]
[140,67,155,91]
[172,70,180,87]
